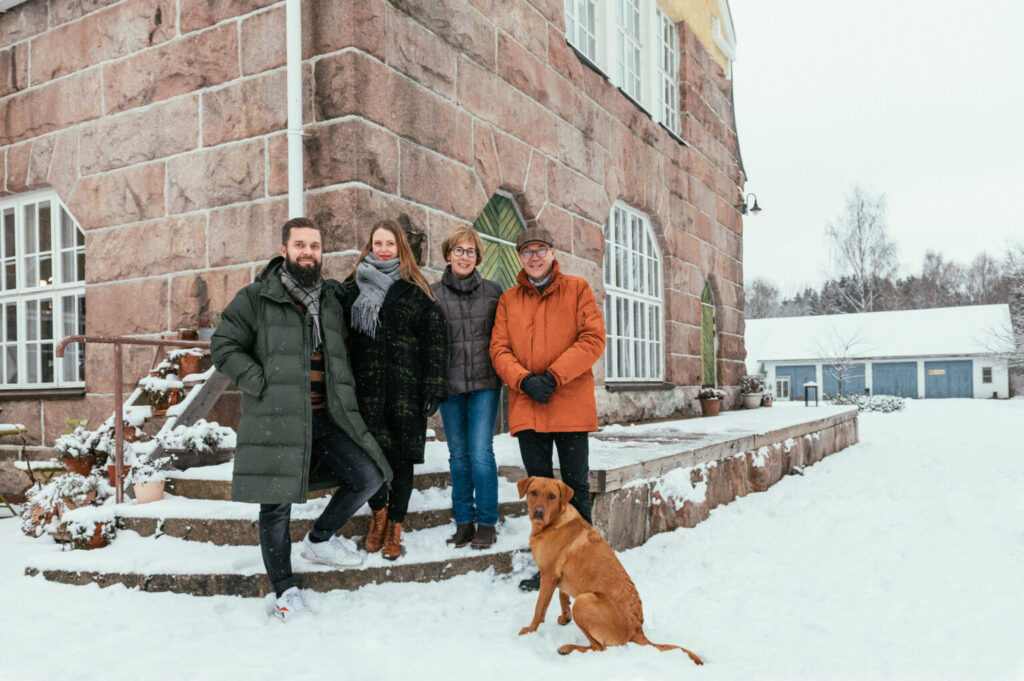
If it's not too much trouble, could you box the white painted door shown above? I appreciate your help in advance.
[776,376,791,400]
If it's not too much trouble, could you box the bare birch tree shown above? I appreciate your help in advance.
[826,186,899,313]
[744,277,781,319]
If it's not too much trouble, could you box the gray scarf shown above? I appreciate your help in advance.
[352,254,401,338]
[279,264,324,352]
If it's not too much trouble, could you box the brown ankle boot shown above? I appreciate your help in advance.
[446,523,475,548]
[381,519,403,561]
[363,508,388,553]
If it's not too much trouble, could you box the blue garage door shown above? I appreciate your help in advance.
[822,363,866,397]
[775,365,817,400]
[924,360,973,398]
[872,362,918,398]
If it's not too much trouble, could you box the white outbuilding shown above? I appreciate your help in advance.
[745,304,1014,400]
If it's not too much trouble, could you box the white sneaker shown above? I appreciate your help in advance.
[300,532,365,568]
[274,587,309,622]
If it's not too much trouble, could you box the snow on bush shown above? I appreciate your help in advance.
[155,419,236,452]
[741,374,767,394]
[697,387,726,400]
[53,426,94,460]
[21,473,102,538]
[831,394,907,413]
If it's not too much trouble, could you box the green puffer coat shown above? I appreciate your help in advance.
[211,257,392,504]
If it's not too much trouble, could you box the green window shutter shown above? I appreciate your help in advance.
[701,282,716,386]
[474,195,524,290]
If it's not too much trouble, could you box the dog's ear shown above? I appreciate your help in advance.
[517,477,534,499]
[558,480,574,514]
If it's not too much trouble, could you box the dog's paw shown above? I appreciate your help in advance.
[557,614,572,626]
[556,645,577,655]
[519,626,538,636]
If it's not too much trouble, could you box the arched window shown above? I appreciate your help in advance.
[701,282,716,387]
[603,203,663,382]
[0,192,85,389]
[473,193,524,290]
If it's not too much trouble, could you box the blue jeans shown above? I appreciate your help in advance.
[439,388,500,527]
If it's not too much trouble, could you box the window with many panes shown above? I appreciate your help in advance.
[563,1,683,136]
[0,192,85,389]
[603,203,663,382]
[564,0,598,64]
[656,7,679,135]
[615,0,643,102]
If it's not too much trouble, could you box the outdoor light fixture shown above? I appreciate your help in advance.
[739,192,761,215]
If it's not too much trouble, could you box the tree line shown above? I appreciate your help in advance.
[745,186,1024,367]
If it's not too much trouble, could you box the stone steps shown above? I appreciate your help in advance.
[165,469,452,500]
[117,498,528,546]
[25,518,531,597]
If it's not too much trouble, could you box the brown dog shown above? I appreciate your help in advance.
[516,476,703,663]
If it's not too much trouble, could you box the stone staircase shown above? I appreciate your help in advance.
[25,461,532,597]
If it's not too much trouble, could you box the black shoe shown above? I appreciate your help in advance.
[446,523,475,548]
[518,571,540,592]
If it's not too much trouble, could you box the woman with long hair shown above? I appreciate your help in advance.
[430,226,504,548]
[337,219,448,560]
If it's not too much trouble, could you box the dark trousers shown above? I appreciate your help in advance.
[516,430,592,524]
[367,458,414,523]
[259,410,385,597]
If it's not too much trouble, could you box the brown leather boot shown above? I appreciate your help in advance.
[471,524,496,549]
[381,519,403,561]
[446,523,475,548]
[363,508,388,553]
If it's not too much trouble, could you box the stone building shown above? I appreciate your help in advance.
[0,0,748,453]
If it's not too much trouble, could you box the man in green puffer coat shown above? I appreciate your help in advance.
[211,217,392,622]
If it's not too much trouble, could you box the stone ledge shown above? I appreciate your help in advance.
[26,549,520,597]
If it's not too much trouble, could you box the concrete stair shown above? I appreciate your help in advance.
[24,464,532,596]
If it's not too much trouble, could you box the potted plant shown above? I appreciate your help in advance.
[128,451,173,504]
[53,425,97,475]
[20,472,99,538]
[196,311,222,342]
[697,387,725,417]
[741,375,766,409]
[156,419,236,469]
[139,375,184,415]
[168,347,205,379]
[762,388,774,407]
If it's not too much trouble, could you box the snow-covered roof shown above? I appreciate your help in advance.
[745,304,1014,371]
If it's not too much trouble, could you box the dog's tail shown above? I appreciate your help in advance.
[633,632,704,665]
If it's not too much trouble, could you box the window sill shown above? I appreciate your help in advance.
[604,381,675,392]
[0,387,86,400]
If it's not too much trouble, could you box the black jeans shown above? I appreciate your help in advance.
[516,430,592,524]
[367,458,414,523]
[259,410,385,597]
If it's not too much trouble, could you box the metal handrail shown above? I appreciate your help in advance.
[55,335,211,503]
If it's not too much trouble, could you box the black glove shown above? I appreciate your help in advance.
[423,398,440,417]
[521,372,557,404]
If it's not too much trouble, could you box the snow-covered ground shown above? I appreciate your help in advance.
[2,399,1022,681]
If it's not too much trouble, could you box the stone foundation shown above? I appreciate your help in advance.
[593,414,858,549]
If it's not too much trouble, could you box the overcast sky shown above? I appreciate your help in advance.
[729,0,1024,295]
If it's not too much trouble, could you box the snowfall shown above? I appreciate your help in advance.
[2,398,1022,681]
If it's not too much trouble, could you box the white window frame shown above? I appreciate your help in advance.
[565,1,682,137]
[564,0,598,64]
[0,190,86,390]
[603,203,664,383]
[655,6,680,135]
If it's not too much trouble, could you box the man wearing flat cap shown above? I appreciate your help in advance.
[489,227,606,591]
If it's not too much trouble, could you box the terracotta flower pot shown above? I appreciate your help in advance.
[133,480,165,504]
[149,387,181,416]
[106,464,132,487]
[699,398,721,417]
[178,354,201,378]
[62,455,96,476]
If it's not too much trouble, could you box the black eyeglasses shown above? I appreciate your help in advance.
[519,247,551,260]
[452,247,478,258]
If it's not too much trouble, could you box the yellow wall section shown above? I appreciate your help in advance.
[658,0,733,72]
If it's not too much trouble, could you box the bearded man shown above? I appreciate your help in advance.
[211,217,391,621]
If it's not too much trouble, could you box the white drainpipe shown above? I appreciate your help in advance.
[286,0,304,218]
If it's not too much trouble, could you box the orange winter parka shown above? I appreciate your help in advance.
[489,261,606,435]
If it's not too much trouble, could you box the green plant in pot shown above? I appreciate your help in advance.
[139,375,185,416]
[697,386,725,417]
[53,426,97,476]
[740,375,767,409]
[128,451,173,505]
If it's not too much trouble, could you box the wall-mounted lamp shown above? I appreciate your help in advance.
[739,192,762,215]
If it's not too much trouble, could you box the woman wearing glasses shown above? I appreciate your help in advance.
[430,227,505,549]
